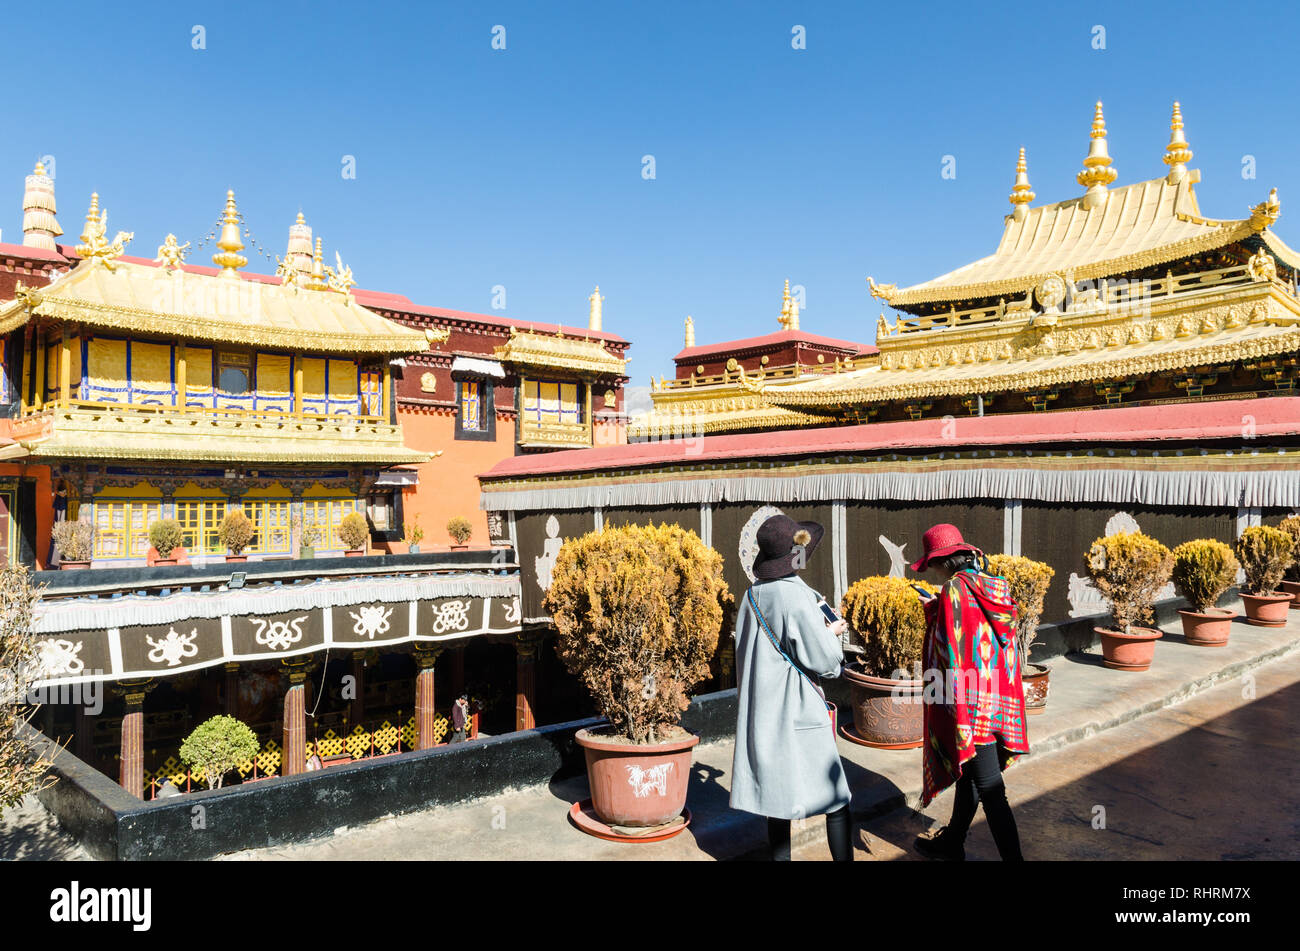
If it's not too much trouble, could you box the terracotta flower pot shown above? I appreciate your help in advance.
[450,544,470,551]
[842,663,924,748]
[154,557,177,567]
[1178,608,1234,646]
[344,548,365,558]
[1021,663,1051,714]
[59,560,91,571]
[575,727,699,827]
[1240,592,1292,627]
[1278,579,1300,609]
[1096,626,1162,671]
[225,554,248,563]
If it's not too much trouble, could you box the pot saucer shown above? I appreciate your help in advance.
[837,722,923,750]
[568,799,692,843]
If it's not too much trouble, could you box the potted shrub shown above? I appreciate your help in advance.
[839,576,935,748]
[179,714,261,790]
[1235,525,1295,627]
[446,515,473,550]
[338,511,370,556]
[404,516,424,554]
[295,518,321,560]
[1277,515,1300,608]
[1170,539,1241,646]
[1084,531,1173,671]
[544,523,732,829]
[51,519,95,569]
[988,554,1055,714]
[148,518,186,566]
[217,509,255,563]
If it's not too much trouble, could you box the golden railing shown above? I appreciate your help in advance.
[32,398,387,425]
[885,263,1276,336]
[141,712,479,799]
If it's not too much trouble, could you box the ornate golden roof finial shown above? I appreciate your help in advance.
[22,160,61,250]
[154,233,190,272]
[788,295,800,331]
[684,315,695,348]
[588,285,604,331]
[1163,101,1194,184]
[286,210,313,277]
[323,250,356,299]
[211,189,247,278]
[1249,187,1281,232]
[305,235,329,290]
[779,279,793,329]
[75,192,132,269]
[1009,146,1035,220]
[1077,101,1117,210]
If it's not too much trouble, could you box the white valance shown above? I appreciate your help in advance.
[451,356,506,378]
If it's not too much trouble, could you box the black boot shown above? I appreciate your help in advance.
[914,826,966,861]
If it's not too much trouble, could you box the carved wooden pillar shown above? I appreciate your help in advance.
[414,645,444,749]
[223,663,240,717]
[349,651,368,726]
[515,633,543,732]
[280,659,313,776]
[116,679,154,798]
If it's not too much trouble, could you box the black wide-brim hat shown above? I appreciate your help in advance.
[752,513,825,580]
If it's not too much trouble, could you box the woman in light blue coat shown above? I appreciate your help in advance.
[731,510,854,861]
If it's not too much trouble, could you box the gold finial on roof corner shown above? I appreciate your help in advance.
[1163,101,1194,184]
[1009,146,1035,220]
[154,233,190,272]
[1077,101,1117,209]
[74,192,132,269]
[212,189,247,278]
[588,285,604,331]
[1249,187,1281,232]
[684,314,695,348]
[304,235,329,290]
[324,250,356,300]
[779,279,794,329]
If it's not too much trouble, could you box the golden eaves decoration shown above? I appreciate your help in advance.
[74,193,133,271]
[493,328,625,377]
[0,258,431,356]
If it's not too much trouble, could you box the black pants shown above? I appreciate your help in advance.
[767,805,853,861]
[946,741,1023,860]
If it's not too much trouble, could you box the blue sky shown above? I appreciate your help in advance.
[4,1,1298,388]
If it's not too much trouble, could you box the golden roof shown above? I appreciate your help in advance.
[493,327,626,377]
[0,256,430,355]
[883,174,1300,308]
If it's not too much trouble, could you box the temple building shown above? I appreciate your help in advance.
[764,102,1300,422]
[629,279,877,439]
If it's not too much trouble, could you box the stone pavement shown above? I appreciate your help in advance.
[5,597,1297,861]
[212,597,1300,861]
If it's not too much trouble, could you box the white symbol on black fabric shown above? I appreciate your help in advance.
[535,515,564,591]
[36,638,85,677]
[250,615,309,651]
[349,604,394,640]
[879,535,908,577]
[146,628,200,667]
[431,600,471,634]
[503,597,520,624]
[626,762,673,798]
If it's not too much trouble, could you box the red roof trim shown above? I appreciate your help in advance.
[480,397,1300,480]
[675,329,876,362]
[0,242,71,264]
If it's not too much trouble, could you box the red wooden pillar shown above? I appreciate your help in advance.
[414,645,444,749]
[515,633,542,732]
[116,680,153,798]
[281,660,312,776]
[223,662,240,717]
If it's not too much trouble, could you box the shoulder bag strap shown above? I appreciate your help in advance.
[747,588,824,698]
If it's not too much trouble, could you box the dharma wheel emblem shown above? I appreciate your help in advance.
[1035,274,1068,313]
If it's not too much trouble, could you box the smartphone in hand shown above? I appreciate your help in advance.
[817,599,840,623]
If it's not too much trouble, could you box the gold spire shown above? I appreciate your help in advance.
[588,285,604,331]
[1077,101,1117,209]
[1163,101,1193,184]
[788,296,800,331]
[779,279,793,329]
[684,315,695,348]
[211,189,247,277]
[286,210,313,276]
[22,160,61,250]
[74,192,132,268]
[1009,146,1035,221]
[304,235,329,290]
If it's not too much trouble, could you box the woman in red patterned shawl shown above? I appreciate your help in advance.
[909,524,1027,861]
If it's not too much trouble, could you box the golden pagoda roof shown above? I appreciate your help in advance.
[882,174,1300,309]
[493,327,627,377]
[0,256,431,355]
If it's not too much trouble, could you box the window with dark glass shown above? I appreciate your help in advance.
[217,351,252,394]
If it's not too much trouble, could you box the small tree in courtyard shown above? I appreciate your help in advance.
[1085,532,1173,635]
[0,566,57,815]
[179,715,260,790]
[988,554,1055,672]
[544,523,733,745]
